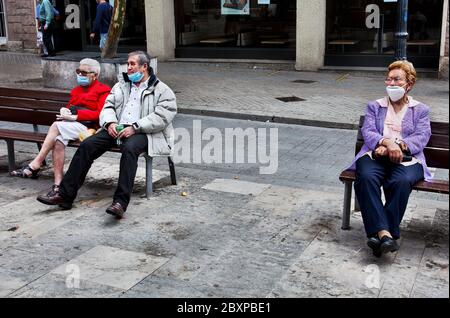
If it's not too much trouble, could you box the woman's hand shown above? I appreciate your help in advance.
[374,145,388,157]
[56,114,77,121]
[384,140,403,163]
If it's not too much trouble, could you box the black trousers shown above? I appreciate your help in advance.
[59,129,148,210]
[41,22,55,56]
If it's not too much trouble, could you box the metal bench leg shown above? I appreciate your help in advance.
[6,140,16,173]
[168,157,177,185]
[33,124,46,166]
[145,156,153,199]
[342,181,352,230]
[354,195,361,212]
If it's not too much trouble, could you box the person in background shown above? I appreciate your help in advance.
[90,0,113,51]
[36,0,59,56]
[38,0,56,57]
[344,60,431,257]
[11,59,111,199]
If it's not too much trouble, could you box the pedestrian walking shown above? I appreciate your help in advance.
[90,0,113,50]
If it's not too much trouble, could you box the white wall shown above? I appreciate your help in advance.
[295,0,326,71]
[145,0,176,61]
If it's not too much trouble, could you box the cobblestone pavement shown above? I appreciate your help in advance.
[0,52,448,129]
[0,115,448,298]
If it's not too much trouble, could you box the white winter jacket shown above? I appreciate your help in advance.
[100,73,177,157]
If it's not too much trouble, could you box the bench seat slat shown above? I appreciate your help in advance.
[0,109,58,125]
[0,97,63,111]
[0,87,69,102]
[339,170,449,194]
[0,129,47,142]
[0,129,122,154]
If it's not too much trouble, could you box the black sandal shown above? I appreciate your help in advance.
[10,164,41,179]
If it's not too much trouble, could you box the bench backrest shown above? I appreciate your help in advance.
[0,87,70,126]
[356,115,449,169]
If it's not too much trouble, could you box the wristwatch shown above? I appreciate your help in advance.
[132,122,140,131]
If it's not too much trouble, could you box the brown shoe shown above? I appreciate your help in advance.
[105,202,125,219]
[37,185,72,210]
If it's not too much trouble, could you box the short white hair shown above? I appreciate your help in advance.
[79,58,101,77]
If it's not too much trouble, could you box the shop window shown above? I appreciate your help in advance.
[326,0,443,58]
[175,0,296,54]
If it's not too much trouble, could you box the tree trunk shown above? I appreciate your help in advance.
[101,0,127,59]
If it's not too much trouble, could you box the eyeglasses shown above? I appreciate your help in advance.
[76,69,96,76]
[385,77,406,84]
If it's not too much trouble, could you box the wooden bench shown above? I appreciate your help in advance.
[339,115,449,230]
[328,40,359,53]
[407,40,438,54]
[199,37,235,46]
[0,87,177,199]
[179,31,206,46]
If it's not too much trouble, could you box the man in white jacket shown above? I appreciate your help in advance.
[37,51,177,219]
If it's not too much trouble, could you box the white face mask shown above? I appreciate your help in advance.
[386,85,407,102]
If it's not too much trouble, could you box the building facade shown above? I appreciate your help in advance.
[1,0,448,77]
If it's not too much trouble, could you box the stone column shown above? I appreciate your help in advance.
[439,0,449,80]
[295,0,326,71]
[145,0,176,61]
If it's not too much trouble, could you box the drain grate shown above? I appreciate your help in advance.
[276,96,306,102]
[292,79,317,84]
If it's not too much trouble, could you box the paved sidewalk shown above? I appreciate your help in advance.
[0,52,448,298]
[0,52,448,129]
[0,115,447,298]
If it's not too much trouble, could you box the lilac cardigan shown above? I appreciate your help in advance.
[346,97,432,181]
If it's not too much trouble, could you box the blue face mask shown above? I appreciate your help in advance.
[128,71,144,83]
[77,74,91,86]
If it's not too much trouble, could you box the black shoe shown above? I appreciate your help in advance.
[40,54,49,58]
[367,237,382,257]
[105,202,125,219]
[37,186,72,210]
[380,236,399,254]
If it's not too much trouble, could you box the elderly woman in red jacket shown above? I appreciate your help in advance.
[11,58,111,196]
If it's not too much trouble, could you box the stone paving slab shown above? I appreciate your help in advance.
[51,245,169,290]
[202,178,271,196]
[9,272,125,298]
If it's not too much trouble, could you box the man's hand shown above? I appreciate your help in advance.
[107,123,118,138]
[56,114,77,121]
[90,33,95,40]
[44,24,48,31]
[117,126,136,139]
[384,139,403,164]
[374,145,388,157]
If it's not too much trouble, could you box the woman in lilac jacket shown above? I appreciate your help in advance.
[348,61,431,257]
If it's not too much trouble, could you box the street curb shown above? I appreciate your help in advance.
[178,108,358,130]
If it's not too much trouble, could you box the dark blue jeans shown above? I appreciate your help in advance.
[354,155,424,239]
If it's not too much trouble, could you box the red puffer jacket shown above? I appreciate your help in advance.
[65,80,111,122]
